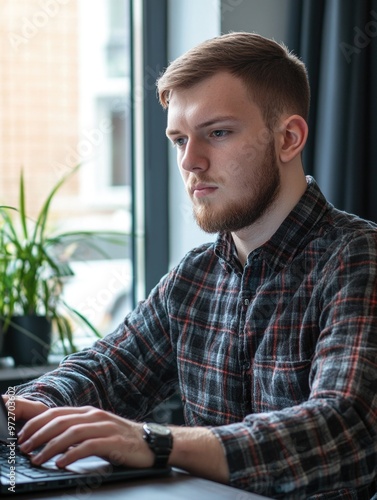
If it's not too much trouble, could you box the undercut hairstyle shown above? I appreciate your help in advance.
[157,32,310,130]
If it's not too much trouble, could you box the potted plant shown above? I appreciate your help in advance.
[0,166,124,366]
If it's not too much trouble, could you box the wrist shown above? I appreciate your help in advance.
[142,422,173,468]
[170,426,229,483]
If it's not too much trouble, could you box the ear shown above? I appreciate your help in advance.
[277,115,308,164]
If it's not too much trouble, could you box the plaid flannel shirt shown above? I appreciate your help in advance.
[15,177,377,498]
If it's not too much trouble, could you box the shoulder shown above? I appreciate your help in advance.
[316,208,377,284]
[324,206,377,253]
[302,177,377,251]
[328,205,377,232]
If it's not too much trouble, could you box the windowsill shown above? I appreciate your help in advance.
[0,355,62,382]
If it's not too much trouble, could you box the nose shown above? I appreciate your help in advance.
[179,138,209,173]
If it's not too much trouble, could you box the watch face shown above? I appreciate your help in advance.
[147,423,171,436]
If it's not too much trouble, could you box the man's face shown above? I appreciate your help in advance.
[166,72,281,234]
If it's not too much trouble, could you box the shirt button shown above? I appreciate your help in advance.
[244,298,249,306]
[243,361,251,370]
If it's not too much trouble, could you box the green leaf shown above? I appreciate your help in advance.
[54,314,76,354]
[19,170,28,240]
[0,163,128,353]
[33,164,81,245]
[62,300,102,339]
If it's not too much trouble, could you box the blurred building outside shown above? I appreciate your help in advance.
[0,0,133,352]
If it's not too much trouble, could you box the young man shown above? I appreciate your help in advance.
[5,33,377,498]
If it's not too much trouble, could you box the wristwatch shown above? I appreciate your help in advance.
[142,422,173,468]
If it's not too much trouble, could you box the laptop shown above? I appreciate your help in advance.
[0,397,171,495]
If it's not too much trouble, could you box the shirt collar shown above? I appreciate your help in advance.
[214,176,331,272]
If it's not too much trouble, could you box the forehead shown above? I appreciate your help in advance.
[167,72,262,129]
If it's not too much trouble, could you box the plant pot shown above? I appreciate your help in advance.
[4,315,52,366]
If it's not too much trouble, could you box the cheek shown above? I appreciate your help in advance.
[222,146,257,180]
[239,141,260,163]
[226,137,266,182]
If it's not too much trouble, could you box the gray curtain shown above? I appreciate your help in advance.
[287,0,377,222]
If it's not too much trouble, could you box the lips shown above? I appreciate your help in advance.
[191,184,217,198]
[190,183,218,198]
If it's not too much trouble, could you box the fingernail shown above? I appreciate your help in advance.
[31,453,43,465]
[56,456,66,468]
[20,441,31,453]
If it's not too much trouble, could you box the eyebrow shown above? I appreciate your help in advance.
[166,115,238,137]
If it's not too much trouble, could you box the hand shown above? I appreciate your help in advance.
[17,406,155,469]
[2,396,49,422]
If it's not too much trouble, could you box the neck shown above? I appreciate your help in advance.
[232,170,307,266]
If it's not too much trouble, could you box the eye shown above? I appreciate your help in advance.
[172,137,187,148]
[210,130,229,139]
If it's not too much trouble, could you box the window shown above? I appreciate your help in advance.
[65,0,134,347]
[78,0,132,208]
[0,0,170,353]
[0,0,134,351]
[106,0,129,78]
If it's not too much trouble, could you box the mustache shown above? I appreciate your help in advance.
[187,175,218,190]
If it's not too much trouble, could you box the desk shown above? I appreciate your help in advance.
[10,469,271,499]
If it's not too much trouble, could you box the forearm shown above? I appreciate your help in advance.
[13,360,102,408]
[169,426,229,484]
[211,397,377,497]
[14,324,177,417]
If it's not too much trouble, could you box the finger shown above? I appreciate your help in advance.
[27,414,124,459]
[29,421,117,465]
[55,439,110,468]
[20,414,81,453]
[2,396,48,422]
[19,411,95,451]
[18,406,98,444]
[56,434,153,470]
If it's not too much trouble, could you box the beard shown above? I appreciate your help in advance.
[191,138,281,234]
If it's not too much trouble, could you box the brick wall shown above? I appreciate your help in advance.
[0,0,80,221]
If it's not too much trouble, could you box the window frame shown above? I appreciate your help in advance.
[131,0,169,303]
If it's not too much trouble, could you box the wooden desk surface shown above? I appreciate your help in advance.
[8,469,271,499]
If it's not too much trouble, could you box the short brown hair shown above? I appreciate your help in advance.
[157,32,310,130]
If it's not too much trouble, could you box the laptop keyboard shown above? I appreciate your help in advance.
[0,444,70,479]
